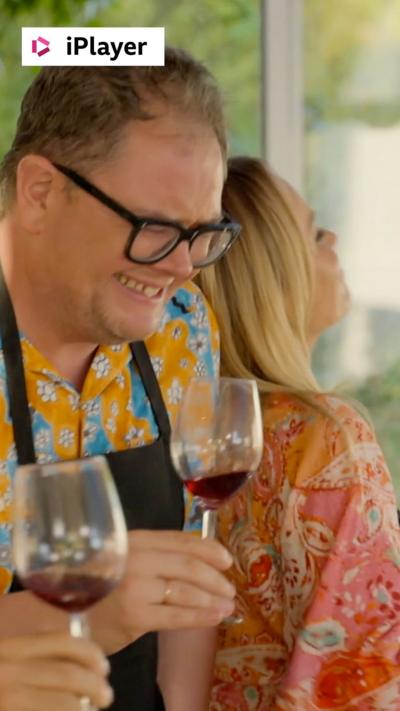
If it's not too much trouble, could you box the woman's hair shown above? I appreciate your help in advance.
[197,156,320,397]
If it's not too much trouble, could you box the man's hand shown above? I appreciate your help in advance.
[90,530,235,654]
[0,633,113,711]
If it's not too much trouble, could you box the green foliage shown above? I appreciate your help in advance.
[0,0,90,22]
[350,361,400,493]
[0,0,261,159]
[304,0,400,126]
[352,359,400,409]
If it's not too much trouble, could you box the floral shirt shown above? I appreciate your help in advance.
[211,393,400,711]
[0,281,219,595]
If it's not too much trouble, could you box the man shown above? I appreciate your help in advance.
[0,48,240,709]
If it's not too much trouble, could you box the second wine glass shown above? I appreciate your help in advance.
[170,377,263,538]
[12,455,128,711]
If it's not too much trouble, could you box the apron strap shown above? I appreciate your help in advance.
[0,263,35,464]
[130,341,171,442]
[0,263,170,462]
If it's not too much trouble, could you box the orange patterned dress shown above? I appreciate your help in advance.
[211,393,400,710]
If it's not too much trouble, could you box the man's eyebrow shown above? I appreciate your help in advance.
[134,210,224,226]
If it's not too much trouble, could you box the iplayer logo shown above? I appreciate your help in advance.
[31,36,50,57]
[22,27,164,67]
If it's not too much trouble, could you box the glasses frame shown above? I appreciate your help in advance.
[52,162,241,268]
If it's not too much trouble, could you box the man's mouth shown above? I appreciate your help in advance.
[116,273,165,299]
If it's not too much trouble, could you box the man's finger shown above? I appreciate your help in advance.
[128,530,233,569]
[125,549,235,599]
[0,634,109,674]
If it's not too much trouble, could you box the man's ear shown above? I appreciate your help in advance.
[15,155,57,233]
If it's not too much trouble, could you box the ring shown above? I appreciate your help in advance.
[162,580,173,605]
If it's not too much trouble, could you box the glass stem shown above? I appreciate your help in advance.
[69,611,90,639]
[69,612,97,711]
[202,508,217,539]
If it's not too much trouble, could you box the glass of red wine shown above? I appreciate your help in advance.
[12,455,128,711]
[170,377,263,620]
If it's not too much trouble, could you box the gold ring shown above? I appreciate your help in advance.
[162,580,173,605]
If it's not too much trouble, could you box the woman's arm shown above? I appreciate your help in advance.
[158,628,217,711]
[275,398,400,709]
[211,396,400,710]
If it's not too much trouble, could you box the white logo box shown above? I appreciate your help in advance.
[22,27,164,66]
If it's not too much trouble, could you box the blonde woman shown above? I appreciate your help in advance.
[197,157,400,710]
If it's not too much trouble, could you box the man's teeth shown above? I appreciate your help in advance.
[117,275,160,298]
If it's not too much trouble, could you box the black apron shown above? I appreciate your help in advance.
[0,267,184,711]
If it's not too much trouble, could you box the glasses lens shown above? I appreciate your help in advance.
[129,223,181,262]
[127,222,237,266]
[191,228,235,267]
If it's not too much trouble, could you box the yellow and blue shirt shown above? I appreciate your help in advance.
[0,281,219,594]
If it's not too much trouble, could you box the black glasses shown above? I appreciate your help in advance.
[53,163,241,268]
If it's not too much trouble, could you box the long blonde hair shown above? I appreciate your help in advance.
[197,156,320,397]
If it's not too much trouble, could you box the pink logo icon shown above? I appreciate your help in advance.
[31,36,50,57]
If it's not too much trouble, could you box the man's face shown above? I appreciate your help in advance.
[38,109,224,344]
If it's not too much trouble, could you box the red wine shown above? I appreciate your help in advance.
[184,471,249,508]
[22,571,118,612]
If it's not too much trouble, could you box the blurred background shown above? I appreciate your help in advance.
[1,0,400,495]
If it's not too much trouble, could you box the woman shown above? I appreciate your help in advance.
[0,632,112,710]
[197,157,400,709]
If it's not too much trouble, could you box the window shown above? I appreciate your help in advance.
[304,0,400,494]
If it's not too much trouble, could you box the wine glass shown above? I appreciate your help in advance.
[12,456,128,711]
[170,377,263,620]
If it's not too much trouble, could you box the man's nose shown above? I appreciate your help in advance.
[156,240,194,280]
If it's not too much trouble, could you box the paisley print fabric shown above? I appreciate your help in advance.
[211,393,400,710]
